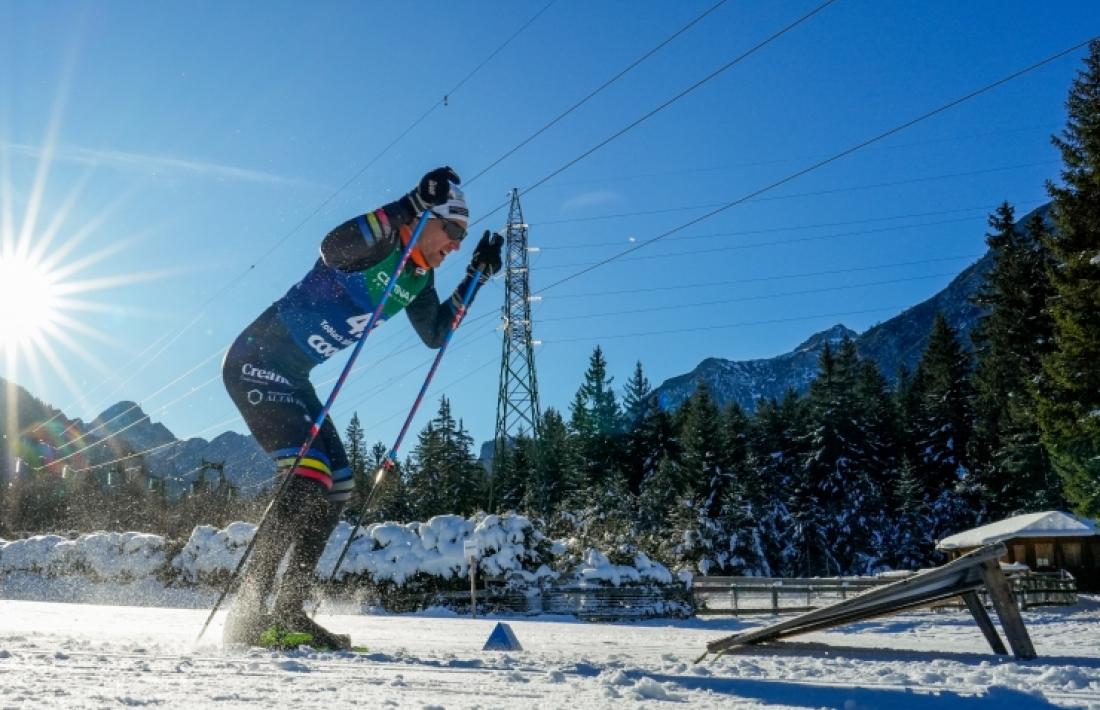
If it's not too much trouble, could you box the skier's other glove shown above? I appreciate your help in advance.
[405,166,460,213]
[468,230,503,284]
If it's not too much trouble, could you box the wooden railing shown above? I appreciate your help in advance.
[693,570,1079,615]
[693,575,900,615]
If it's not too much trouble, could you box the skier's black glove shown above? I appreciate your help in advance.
[468,230,503,284]
[405,166,460,213]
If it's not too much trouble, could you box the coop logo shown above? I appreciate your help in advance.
[308,334,338,359]
[241,363,291,385]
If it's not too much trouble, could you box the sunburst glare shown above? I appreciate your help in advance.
[0,249,62,351]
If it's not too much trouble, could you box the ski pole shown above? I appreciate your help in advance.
[322,266,486,590]
[197,209,433,642]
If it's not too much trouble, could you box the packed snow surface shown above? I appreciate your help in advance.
[2,596,1099,708]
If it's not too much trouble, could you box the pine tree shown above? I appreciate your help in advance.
[680,382,724,516]
[886,456,934,569]
[526,408,579,519]
[714,401,772,575]
[345,413,369,511]
[970,204,1063,517]
[568,346,625,499]
[368,441,409,523]
[911,314,976,543]
[1037,39,1100,516]
[749,390,808,577]
[493,434,534,513]
[621,361,655,493]
[405,397,484,519]
[799,339,873,575]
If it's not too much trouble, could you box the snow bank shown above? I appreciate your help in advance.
[322,513,556,587]
[576,550,673,586]
[0,532,166,581]
[0,514,676,605]
[171,522,255,583]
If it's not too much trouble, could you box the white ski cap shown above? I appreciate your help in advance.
[430,184,469,227]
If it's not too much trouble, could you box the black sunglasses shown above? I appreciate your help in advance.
[429,210,468,242]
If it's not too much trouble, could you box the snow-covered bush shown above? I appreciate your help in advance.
[321,513,554,609]
[0,532,166,582]
[171,522,255,585]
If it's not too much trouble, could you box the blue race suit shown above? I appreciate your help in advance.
[222,196,480,502]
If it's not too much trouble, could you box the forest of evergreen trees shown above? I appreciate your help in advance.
[3,41,1099,579]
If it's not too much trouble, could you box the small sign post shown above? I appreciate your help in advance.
[463,539,479,619]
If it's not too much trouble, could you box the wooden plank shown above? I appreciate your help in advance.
[962,590,1008,655]
[702,544,1010,657]
[979,560,1037,660]
[709,581,987,652]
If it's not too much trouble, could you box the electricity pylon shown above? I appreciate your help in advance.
[493,189,541,473]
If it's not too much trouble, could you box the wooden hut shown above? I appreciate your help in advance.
[938,511,1100,592]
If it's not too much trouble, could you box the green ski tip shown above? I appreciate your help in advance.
[256,624,363,653]
[257,625,314,650]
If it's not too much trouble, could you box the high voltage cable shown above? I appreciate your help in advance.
[535,200,1046,249]
[528,162,1058,228]
[54,347,227,454]
[540,272,960,323]
[464,0,730,186]
[534,38,1096,296]
[469,0,839,228]
[551,253,983,299]
[544,305,906,344]
[536,214,994,271]
[543,122,1061,188]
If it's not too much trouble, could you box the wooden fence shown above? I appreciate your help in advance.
[694,570,1079,616]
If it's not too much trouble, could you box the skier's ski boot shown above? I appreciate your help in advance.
[268,610,352,651]
[222,605,276,647]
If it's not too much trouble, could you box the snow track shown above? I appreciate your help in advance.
[2,599,1099,708]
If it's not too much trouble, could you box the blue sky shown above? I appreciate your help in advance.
[1,1,1097,455]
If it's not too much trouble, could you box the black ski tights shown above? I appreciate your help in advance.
[236,474,341,615]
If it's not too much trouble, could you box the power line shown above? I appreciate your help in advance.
[534,200,1046,249]
[469,0,839,228]
[534,214,992,272]
[539,272,959,323]
[539,122,1061,188]
[527,163,1058,228]
[535,38,1094,295]
[549,253,983,299]
[543,305,906,344]
[464,0,730,186]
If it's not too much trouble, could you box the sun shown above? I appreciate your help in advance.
[0,251,62,351]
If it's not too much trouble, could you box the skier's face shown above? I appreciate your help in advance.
[420,218,465,268]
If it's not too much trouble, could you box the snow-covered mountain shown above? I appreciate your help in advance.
[78,402,274,498]
[651,324,859,413]
[650,244,998,414]
[0,382,274,499]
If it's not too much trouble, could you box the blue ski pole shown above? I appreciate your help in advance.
[322,267,486,589]
[197,210,433,642]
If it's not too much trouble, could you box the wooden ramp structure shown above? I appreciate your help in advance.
[697,543,1037,663]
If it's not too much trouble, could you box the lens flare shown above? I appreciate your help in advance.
[0,252,62,350]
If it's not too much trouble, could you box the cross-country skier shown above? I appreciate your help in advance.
[221,166,502,649]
